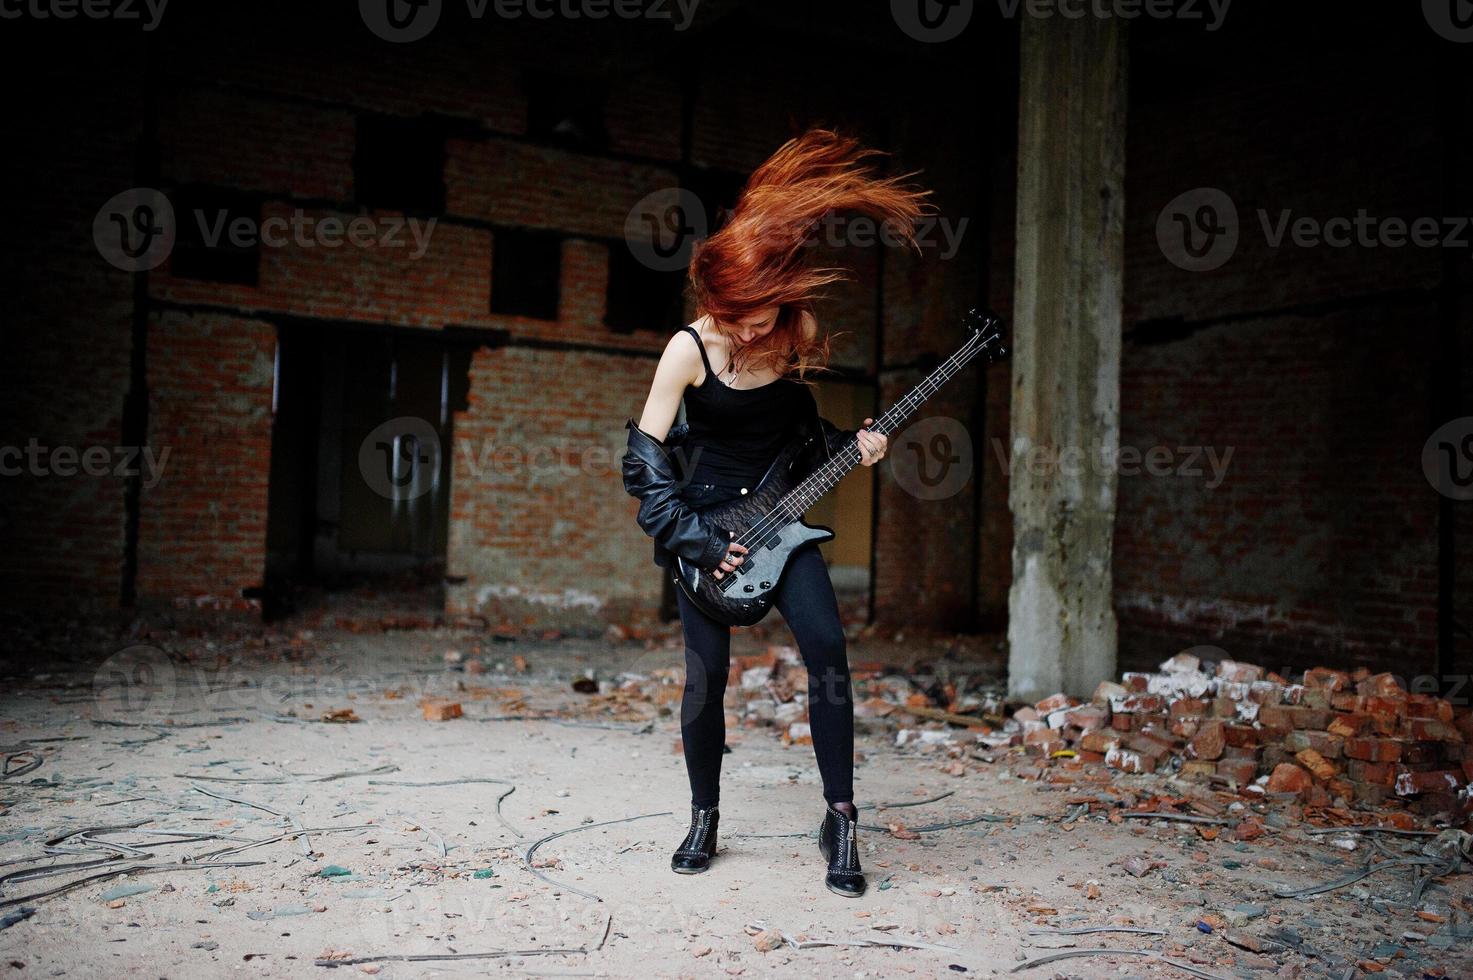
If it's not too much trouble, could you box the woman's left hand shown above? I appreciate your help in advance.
[856,418,887,466]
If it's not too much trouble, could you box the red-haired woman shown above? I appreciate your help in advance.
[620,128,932,897]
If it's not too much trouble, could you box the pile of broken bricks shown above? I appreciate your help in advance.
[1014,652,1473,822]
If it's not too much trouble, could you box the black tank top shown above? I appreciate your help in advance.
[679,325,815,487]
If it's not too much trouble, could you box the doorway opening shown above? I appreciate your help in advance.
[263,321,471,622]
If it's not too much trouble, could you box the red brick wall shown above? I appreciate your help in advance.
[1114,303,1440,675]
[0,48,140,611]
[2,17,1016,631]
[20,9,1450,672]
[446,344,656,631]
[870,110,999,630]
[136,312,276,609]
[1114,23,1445,674]
[157,86,356,200]
[871,374,982,631]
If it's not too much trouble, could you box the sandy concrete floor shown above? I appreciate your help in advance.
[1,624,1471,978]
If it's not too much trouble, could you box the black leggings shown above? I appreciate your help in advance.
[673,492,854,808]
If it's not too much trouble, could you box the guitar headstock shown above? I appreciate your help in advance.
[962,308,1009,362]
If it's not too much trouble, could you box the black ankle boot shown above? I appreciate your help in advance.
[817,802,866,897]
[671,804,719,874]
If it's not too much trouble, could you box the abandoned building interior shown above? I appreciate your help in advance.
[2,1,1473,975]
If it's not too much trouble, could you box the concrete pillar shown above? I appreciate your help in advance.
[1007,14,1127,702]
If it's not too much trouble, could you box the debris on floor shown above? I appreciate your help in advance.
[997,653,1473,828]
[5,614,1473,976]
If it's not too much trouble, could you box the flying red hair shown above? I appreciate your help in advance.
[688,127,934,383]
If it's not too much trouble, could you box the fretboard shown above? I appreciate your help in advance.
[775,331,1001,518]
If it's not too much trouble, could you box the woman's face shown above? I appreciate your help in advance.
[729,307,780,345]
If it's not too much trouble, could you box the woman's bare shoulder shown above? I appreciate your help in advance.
[660,320,705,386]
[799,309,818,342]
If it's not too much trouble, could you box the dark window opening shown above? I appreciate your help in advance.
[491,228,562,320]
[168,186,261,286]
[605,245,684,334]
[354,113,447,213]
[525,69,608,151]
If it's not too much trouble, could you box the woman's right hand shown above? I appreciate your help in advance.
[711,541,749,579]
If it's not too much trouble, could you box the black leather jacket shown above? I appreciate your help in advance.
[621,417,733,571]
[620,405,854,571]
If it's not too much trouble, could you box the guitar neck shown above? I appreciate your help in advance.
[780,332,999,515]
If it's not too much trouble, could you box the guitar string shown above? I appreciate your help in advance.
[731,331,994,554]
[718,329,1000,567]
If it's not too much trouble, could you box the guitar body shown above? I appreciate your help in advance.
[672,428,833,627]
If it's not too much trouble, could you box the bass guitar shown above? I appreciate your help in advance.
[672,309,1008,626]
